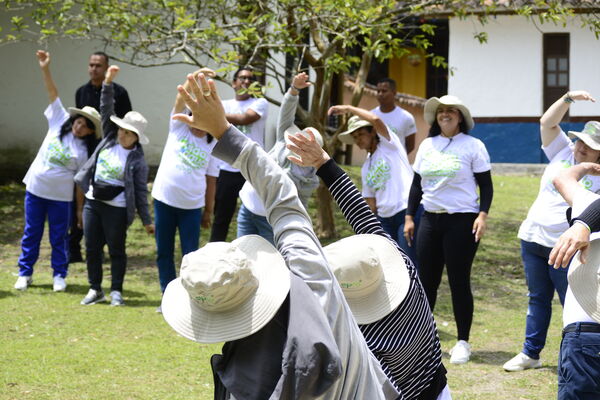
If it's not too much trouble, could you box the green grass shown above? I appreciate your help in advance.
[0,171,564,399]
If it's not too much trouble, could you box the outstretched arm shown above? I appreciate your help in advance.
[100,65,120,137]
[277,72,310,141]
[173,68,216,114]
[540,91,595,147]
[328,105,390,141]
[36,50,58,103]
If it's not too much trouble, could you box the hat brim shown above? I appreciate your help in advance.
[568,238,600,323]
[161,235,291,343]
[68,107,102,139]
[424,97,474,132]
[568,131,600,151]
[110,115,150,145]
[324,234,410,324]
[338,119,373,145]
[283,125,324,160]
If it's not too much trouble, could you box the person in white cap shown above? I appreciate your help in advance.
[333,104,415,266]
[287,130,450,399]
[14,50,101,293]
[503,91,600,373]
[404,95,493,364]
[75,65,154,307]
[161,72,400,399]
[547,162,600,399]
[236,71,323,245]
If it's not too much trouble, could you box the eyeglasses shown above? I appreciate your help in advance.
[235,75,256,82]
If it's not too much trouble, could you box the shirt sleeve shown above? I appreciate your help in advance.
[206,155,220,177]
[168,110,189,140]
[403,112,417,137]
[44,98,70,131]
[471,139,492,173]
[543,130,572,161]
[412,140,426,174]
[249,98,268,118]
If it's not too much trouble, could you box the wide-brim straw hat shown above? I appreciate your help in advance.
[424,95,474,131]
[568,238,600,323]
[338,115,373,145]
[568,121,600,151]
[68,106,102,139]
[324,234,410,324]
[110,111,150,145]
[161,235,290,343]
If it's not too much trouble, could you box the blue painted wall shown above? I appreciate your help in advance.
[470,122,586,163]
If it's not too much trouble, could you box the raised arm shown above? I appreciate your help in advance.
[277,72,310,141]
[540,91,596,147]
[36,50,58,103]
[328,105,390,141]
[100,65,120,137]
[173,68,216,114]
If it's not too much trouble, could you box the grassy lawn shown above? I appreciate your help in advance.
[0,170,564,399]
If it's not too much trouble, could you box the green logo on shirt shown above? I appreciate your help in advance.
[176,138,209,173]
[44,136,72,168]
[366,158,391,191]
[96,149,124,181]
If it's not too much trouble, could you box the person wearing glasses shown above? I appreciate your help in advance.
[209,67,269,242]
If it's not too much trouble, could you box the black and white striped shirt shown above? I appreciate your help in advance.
[318,159,442,400]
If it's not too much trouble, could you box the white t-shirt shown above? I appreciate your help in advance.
[85,144,132,207]
[219,97,268,173]
[413,133,491,214]
[371,106,416,150]
[563,189,600,327]
[361,129,413,218]
[23,98,89,202]
[152,115,219,209]
[518,131,600,248]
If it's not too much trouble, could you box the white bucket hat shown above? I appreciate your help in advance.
[337,116,373,145]
[110,111,150,145]
[284,124,324,158]
[424,95,474,131]
[568,121,600,151]
[161,235,291,343]
[323,234,410,324]
[568,238,600,323]
[68,106,102,139]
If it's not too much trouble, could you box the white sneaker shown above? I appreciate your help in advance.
[503,352,542,372]
[53,276,67,292]
[14,276,32,291]
[80,289,106,305]
[110,291,124,306]
[450,340,471,364]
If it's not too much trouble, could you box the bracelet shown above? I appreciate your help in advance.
[291,85,303,92]
[564,93,575,104]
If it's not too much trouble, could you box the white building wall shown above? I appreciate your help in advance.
[0,39,282,165]
[448,15,600,117]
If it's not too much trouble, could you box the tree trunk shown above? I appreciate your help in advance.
[314,181,336,239]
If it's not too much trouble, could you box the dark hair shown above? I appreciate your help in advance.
[428,116,470,137]
[377,78,397,92]
[60,116,100,157]
[233,66,254,80]
[91,51,109,65]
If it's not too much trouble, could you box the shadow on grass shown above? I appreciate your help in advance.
[125,298,161,308]
[28,283,148,299]
[0,289,15,299]
[469,350,522,366]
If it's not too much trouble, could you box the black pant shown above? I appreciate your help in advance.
[416,211,479,341]
[209,170,246,242]
[68,201,84,260]
[83,199,128,292]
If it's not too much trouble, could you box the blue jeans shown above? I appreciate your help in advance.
[18,191,71,278]
[154,199,203,293]
[83,199,128,292]
[521,240,569,359]
[237,204,275,246]
[558,323,600,399]
[377,207,419,268]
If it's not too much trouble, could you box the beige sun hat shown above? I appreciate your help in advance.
[161,235,291,344]
[68,106,102,139]
[568,238,600,323]
[424,95,474,131]
[110,111,149,145]
[337,116,373,145]
[323,234,410,324]
[568,121,600,151]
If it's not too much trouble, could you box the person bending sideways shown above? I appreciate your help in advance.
[160,73,399,399]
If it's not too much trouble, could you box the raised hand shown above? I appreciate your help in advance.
[327,105,350,116]
[567,90,596,102]
[292,72,311,90]
[172,73,230,139]
[105,65,120,84]
[286,130,329,169]
[36,50,50,69]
